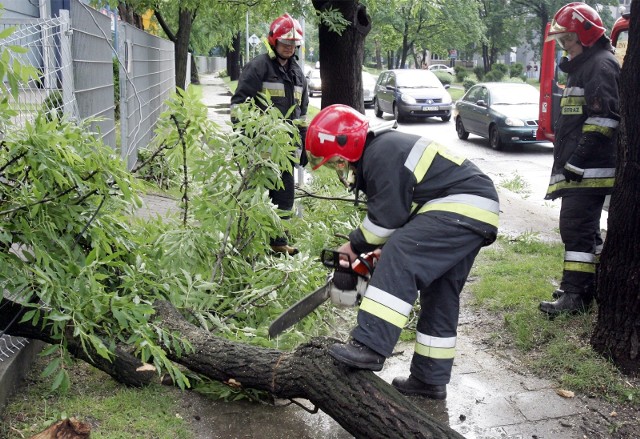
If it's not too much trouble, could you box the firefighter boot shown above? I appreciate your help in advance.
[392,375,447,400]
[328,339,385,371]
[539,292,593,316]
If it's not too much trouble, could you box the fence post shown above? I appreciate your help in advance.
[59,10,77,121]
[118,22,129,167]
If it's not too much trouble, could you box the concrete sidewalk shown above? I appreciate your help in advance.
[1,73,590,438]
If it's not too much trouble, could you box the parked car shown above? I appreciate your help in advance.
[306,69,321,97]
[453,82,543,150]
[362,71,377,107]
[373,69,453,123]
[428,64,455,75]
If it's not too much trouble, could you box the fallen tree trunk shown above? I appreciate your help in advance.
[0,298,156,387]
[1,297,464,438]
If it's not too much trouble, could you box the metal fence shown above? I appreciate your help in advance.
[0,0,176,170]
[118,22,175,170]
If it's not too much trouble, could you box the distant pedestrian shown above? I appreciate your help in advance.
[230,13,309,256]
[539,2,620,316]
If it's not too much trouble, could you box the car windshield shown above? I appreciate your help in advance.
[310,70,321,79]
[395,70,441,88]
[491,86,539,105]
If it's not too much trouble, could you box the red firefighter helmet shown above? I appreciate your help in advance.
[547,2,605,47]
[268,13,303,47]
[306,104,369,170]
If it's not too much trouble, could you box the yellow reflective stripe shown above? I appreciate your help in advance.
[583,124,614,137]
[263,82,285,97]
[547,178,615,194]
[359,297,408,328]
[417,194,499,227]
[584,117,619,129]
[405,139,465,183]
[359,216,395,245]
[359,286,412,328]
[414,333,456,360]
[561,96,586,106]
[564,251,596,273]
[564,261,596,273]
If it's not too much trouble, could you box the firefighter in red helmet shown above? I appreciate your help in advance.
[540,3,620,316]
[306,104,499,399]
[230,13,308,256]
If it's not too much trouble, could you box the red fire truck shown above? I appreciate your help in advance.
[536,13,630,142]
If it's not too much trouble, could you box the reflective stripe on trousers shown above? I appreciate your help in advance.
[352,215,485,385]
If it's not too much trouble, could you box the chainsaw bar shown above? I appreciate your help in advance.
[268,279,332,338]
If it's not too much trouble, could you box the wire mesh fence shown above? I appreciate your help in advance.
[0,14,78,129]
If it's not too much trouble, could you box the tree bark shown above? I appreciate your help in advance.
[227,32,242,81]
[1,297,463,438]
[312,0,371,113]
[591,1,640,377]
[174,8,194,90]
[0,298,156,387]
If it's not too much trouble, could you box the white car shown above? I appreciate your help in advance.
[428,64,455,75]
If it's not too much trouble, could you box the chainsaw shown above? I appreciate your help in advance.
[267,249,378,338]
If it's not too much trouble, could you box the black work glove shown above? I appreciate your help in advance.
[563,162,584,182]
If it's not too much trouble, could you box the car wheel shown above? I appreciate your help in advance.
[374,98,383,118]
[393,103,404,123]
[456,117,469,140]
[489,125,504,150]
[441,114,451,122]
[309,90,314,97]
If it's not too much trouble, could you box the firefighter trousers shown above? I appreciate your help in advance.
[351,214,486,385]
[269,169,295,246]
[559,193,606,297]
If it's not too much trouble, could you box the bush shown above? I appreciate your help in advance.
[473,66,485,81]
[510,62,524,78]
[434,71,452,86]
[493,63,509,75]
[455,67,469,83]
[463,78,476,90]
[484,69,505,82]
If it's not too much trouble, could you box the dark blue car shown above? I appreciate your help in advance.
[453,82,549,150]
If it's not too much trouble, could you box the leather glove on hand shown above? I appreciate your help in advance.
[563,163,584,182]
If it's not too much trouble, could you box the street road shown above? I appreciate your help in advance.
[309,95,556,206]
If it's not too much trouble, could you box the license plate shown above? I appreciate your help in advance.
[423,106,438,111]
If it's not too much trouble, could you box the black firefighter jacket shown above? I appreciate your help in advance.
[546,39,620,200]
[230,52,309,165]
[348,131,500,255]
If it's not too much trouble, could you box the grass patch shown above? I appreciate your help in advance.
[470,234,639,403]
[1,357,193,439]
[499,172,531,196]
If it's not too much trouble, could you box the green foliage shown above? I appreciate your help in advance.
[433,71,452,86]
[484,67,505,82]
[317,7,351,35]
[510,62,524,78]
[463,78,477,90]
[473,66,485,81]
[455,67,469,83]
[42,90,63,122]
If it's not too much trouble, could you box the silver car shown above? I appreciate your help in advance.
[373,69,453,123]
